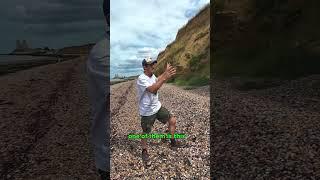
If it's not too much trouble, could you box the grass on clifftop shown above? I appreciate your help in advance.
[168,74,209,87]
[167,52,210,87]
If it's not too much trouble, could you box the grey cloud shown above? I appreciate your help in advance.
[115,68,142,74]
[0,0,104,53]
[23,20,104,36]
[119,43,148,51]
[137,32,162,45]
[191,0,201,6]
[184,9,197,18]
[145,32,162,40]
[137,48,159,59]
[116,59,142,70]
[137,50,151,54]
[7,0,103,24]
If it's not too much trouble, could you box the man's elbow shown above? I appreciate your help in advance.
[146,87,156,94]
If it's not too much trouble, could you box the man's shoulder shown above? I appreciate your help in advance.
[138,74,147,80]
[138,75,149,86]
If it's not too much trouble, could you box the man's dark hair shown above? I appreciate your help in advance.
[103,0,110,25]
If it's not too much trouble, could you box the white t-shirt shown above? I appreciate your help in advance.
[136,73,161,116]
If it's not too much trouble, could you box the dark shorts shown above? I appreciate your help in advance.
[141,106,171,133]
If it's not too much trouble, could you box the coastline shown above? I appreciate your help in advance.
[0,55,79,76]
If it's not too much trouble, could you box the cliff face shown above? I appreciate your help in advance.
[155,4,210,84]
[212,0,320,78]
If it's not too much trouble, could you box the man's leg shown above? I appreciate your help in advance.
[167,116,185,149]
[141,138,147,150]
[156,107,173,138]
[157,107,184,149]
[168,116,177,141]
[141,138,150,166]
[140,114,156,165]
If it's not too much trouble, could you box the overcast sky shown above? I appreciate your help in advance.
[110,0,210,78]
[0,0,106,54]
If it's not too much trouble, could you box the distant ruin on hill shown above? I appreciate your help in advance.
[15,40,30,52]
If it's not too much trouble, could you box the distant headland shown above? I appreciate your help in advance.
[10,39,95,57]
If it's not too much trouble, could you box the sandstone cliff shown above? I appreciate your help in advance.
[155,4,210,86]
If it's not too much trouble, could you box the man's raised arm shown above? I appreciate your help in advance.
[146,63,176,94]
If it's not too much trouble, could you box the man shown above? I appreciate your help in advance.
[86,0,109,179]
[136,57,184,164]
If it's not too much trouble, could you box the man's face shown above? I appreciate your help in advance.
[144,63,156,74]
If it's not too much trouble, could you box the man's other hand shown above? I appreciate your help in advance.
[164,63,176,80]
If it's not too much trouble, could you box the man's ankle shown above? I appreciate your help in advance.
[142,148,148,153]
[170,138,176,145]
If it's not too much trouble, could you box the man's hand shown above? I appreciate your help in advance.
[146,63,176,94]
[163,63,176,80]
